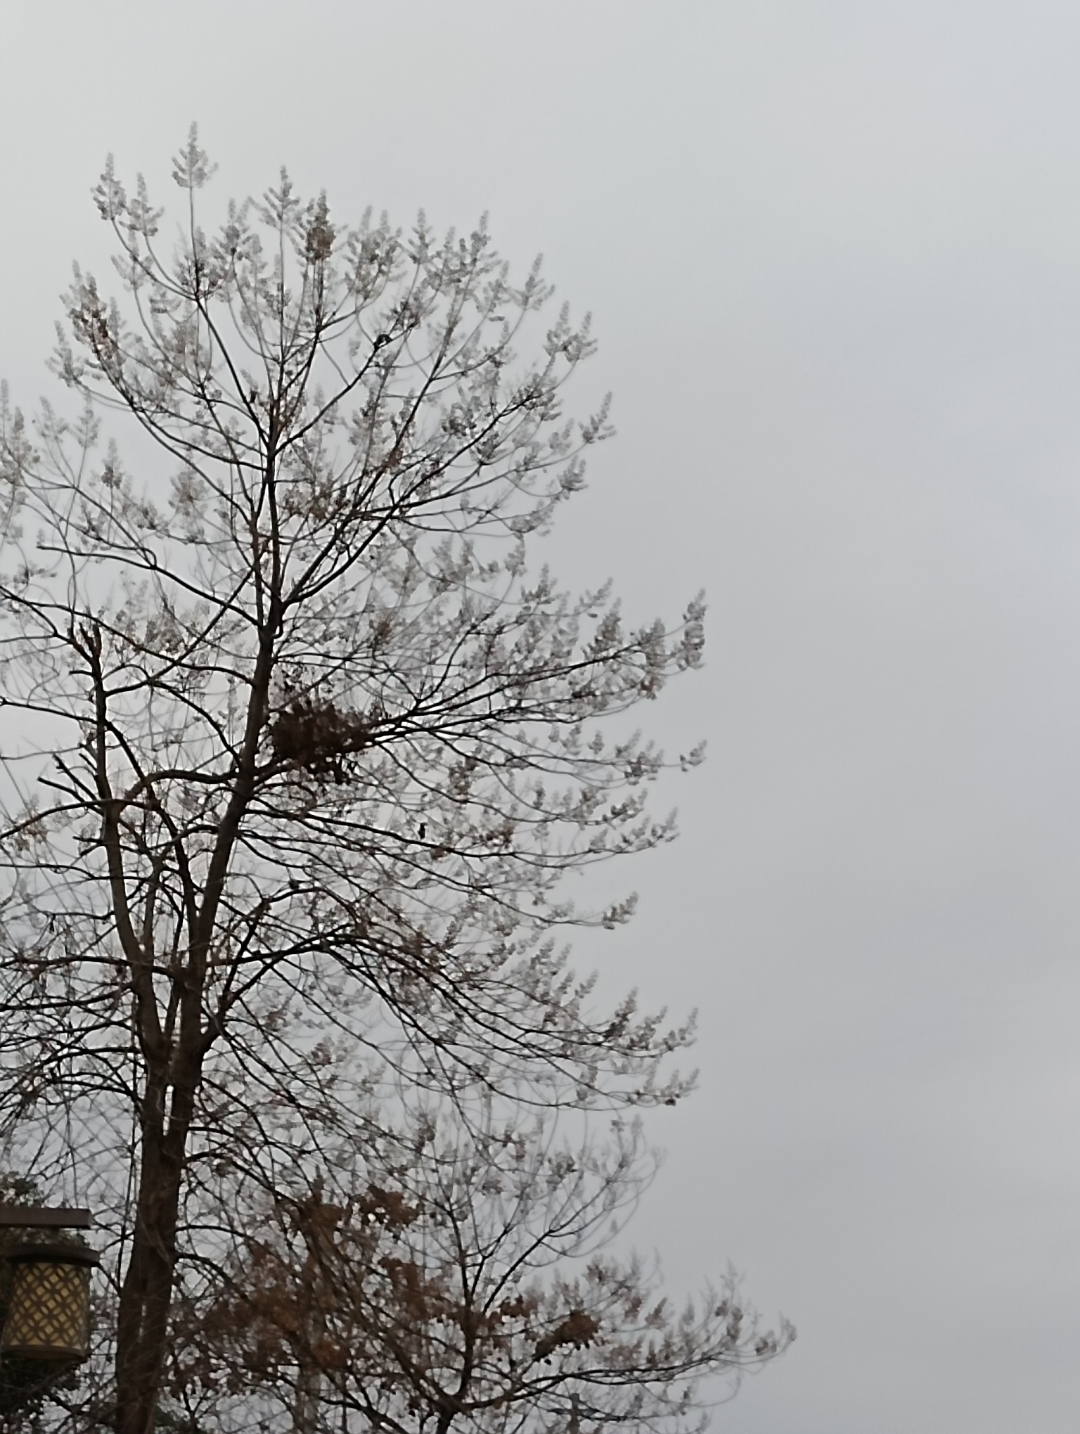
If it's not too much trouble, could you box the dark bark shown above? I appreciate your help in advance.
[113,625,277,1432]
[114,1086,186,1434]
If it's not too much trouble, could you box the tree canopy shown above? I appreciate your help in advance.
[0,130,784,1433]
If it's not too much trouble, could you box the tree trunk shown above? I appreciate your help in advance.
[114,1074,195,1434]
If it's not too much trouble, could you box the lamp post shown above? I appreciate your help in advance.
[0,1206,98,1362]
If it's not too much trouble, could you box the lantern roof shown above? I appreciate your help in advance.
[0,1207,92,1229]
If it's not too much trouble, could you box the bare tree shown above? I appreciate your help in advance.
[161,1104,792,1434]
[0,130,708,1432]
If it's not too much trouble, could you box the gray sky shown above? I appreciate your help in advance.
[4,3,1080,1430]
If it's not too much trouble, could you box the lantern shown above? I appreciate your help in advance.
[0,1243,99,1361]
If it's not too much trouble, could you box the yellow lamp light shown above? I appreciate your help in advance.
[0,1243,99,1362]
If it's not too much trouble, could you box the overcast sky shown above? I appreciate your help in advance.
[5,3,1080,1430]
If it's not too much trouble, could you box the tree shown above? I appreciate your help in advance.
[0,129,713,1433]
[160,1104,792,1434]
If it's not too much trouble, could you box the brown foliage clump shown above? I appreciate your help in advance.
[161,1115,793,1434]
[534,1309,601,1361]
[269,687,380,782]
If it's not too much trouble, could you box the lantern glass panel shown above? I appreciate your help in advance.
[0,1245,97,1362]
